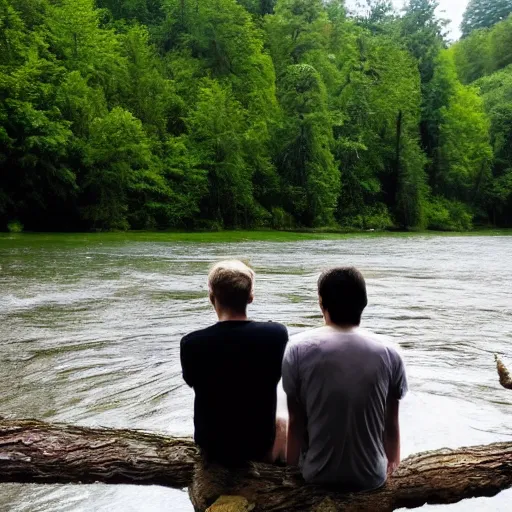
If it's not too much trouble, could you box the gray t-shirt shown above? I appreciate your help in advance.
[282,326,408,490]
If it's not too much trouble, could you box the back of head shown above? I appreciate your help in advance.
[208,260,255,314]
[318,267,367,326]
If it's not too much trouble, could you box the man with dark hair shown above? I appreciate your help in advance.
[283,267,407,490]
[317,267,368,325]
[181,260,288,466]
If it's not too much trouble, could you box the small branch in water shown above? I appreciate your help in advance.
[496,355,512,390]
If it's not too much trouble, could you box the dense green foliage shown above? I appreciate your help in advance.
[1,0,512,231]
[452,11,512,226]
[461,0,512,38]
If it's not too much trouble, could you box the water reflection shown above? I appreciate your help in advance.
[1,234,511,511]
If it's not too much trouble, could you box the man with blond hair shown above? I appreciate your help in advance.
[180,260,288,466]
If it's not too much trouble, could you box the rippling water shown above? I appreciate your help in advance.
[1,233,511,511]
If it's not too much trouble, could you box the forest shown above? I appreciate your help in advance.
[0,0,511,232]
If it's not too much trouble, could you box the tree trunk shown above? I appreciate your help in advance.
[1,419,511,512]
[0,419,198,488]
[190,444,512,512]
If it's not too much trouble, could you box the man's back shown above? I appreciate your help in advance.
[181,320,288,465]
[282,326,407,490]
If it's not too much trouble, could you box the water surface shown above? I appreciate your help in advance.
[1,233,511,511]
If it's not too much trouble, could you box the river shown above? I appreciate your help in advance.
[1,233,511,511]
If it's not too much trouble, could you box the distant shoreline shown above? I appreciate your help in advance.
[1,229,511,244]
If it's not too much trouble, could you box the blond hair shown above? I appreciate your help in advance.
[208,260,254,312]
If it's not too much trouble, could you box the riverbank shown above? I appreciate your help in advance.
[1,228,512,245]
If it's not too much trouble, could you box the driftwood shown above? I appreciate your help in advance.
[496,355,512,390]
[0,419,511,512]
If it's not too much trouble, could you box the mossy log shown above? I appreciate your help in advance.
[0,419,511,512]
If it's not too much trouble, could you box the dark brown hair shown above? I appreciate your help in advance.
[317,267,367,326]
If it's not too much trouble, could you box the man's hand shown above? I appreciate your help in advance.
[387,459,399,476]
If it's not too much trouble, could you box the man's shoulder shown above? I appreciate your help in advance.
[286,326,329,357]
[246,322,288,348]
[181,324,219,345]
[181,321,288,344]
[251,321,288,336]
[356,329,405,364]
[289,326,329,344]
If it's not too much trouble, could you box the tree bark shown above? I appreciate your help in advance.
[190,444,512,512]
[0,419,198,488]
[0,419,511,512]
[496,355,512,390]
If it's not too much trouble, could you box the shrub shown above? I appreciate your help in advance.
[426,198,474,231]
[271,207,295,230]
[7,220,23,233]
[339,204,394,231]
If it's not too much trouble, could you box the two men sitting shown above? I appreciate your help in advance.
[180,260,407,490]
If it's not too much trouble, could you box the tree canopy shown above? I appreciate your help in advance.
[1,0,511,231]
[461,0,512,38]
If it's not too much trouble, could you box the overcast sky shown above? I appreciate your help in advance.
[418,0,469,39]
[347,0,470,40]
[438,0,469,39]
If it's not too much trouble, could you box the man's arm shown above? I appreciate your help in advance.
[384,396,400,475]
[180,338,194,387]
[282,342,306,466]
[385,347,408,475]
[286,396,306,466]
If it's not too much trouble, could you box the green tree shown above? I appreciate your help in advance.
[186,80,254,228]
[452,29,491,84]
[122,24,184,137]
[400,0,450,206]
[159,135,208,226]
[276,64,339,226]
[163,0,280,224]
[461,0,512,37]
[81,107,171,230]
[265,0,329,75]
[238,0,276,16]
[46,0,126,105]
[333,31,427,229]
[477,68,512,224]
[0,0,76,229]
[1,0,511,232]
[96,0,165,25]
[400,0,446,86]
[454,15,512,84]
[438,82,493,203]
[354,0,397,35]
[488,15,512,73]
[423,51,494,228]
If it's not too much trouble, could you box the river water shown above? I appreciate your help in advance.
[1,233,511,512]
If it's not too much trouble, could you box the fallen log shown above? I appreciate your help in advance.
[496,355,512,390]
[0,419,198,488]
[0,419,511,511]
[190,444,512,512]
